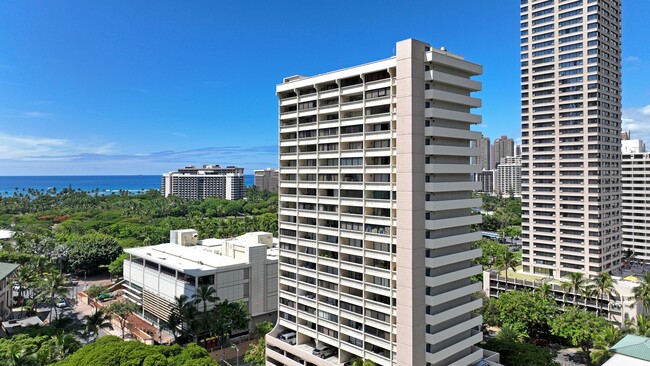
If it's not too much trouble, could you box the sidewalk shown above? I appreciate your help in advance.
[73,294,124,338]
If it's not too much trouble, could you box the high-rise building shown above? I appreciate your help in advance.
[493,136,514,168]
[267,39,491,366]
[495,156,522,198]
[477,170,496,194]
[622,141,650,265]
[254,168,279,192]
[520,0,623,278]
[475,135,491,171]
[161,165,245,200]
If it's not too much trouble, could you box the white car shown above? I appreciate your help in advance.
[56,298,67,308]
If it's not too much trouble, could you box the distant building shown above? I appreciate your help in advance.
[622,139,646,154]
[0,262,19,317]
[477,170,495,194]
[254,168,278,193]
[622,145,650,265]
[161,165,244,200]
[493,136,514,168]
[494,156,521,197]
[123,229,278,333]
[474,135,491,171]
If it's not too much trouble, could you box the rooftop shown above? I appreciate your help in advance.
[124,231,277,276]
[0,262,19,280]
[607,335,650,364]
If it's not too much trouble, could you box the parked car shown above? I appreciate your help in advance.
[312,345,335,359]
[277,331,296,345]
[56,298,67,308]
[97,293,113,301]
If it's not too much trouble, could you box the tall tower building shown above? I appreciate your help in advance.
[161,165,245,200]
[622,139,650,264]
[267,39,488,366]
[520,0,623,278]
[475,135,491,171]
[495,156,522,198]
[493,136,514,167]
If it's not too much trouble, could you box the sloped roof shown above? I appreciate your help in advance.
[610,335,650,362]
[0,262,19,280]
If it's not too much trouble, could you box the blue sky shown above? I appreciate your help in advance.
[1,1,649,175]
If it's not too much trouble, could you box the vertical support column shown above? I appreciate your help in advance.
[395,38,427,366]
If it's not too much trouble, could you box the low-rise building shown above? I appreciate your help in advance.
[0,262,19,318]
[122,229,278,333]
[254,168,278,193]
[604,334,650,365]
[161,165,245,200]
[483,269,642,327]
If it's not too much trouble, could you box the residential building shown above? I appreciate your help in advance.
[268,38,490,366]
[477,170,496,194]
[622,144,650,265]
[122,229,278,333]
[254,168,279,193]
[493,136,514,168]
[0,262,19,318]
[161,165,245,200]
[483,270,642,327]
[520,0,623,279]
[474,135,491,171]
[494,156,522,197]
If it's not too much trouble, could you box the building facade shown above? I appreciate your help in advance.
[122,230,278,333]
[161,165,245,200]
[622,147,650,265]
[254,168,279,193]
[475,135,491,171]
[477,170,496,194]
[0,262,19,318]
[520,0,623,279]
[494,156,522,197]
[493,136,514,168]
[267,39,489,366]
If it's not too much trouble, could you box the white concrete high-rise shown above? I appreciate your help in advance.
[267,39,491,366]
[161,165,245,200]
[520,0,623,278]
[495,156,522,198]
[622,141,650,265]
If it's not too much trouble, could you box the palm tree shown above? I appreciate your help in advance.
[590,325,623,365]
[193,284,219,314]
[564,272,586,306]
[495,250,519,287]
[172,294,194,340]
[633,272,650,313]
[14,266,33,318]
[591,273,618,315]
[626,314,650,337]
[42,272,67,322]
[495,324,523,343]
[560,281,572,306]
[51,332,81,361]
[623,248,635,269]
[535,281,554,301]
[83,309,113,341]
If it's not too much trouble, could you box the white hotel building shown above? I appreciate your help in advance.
[266,39,498,366]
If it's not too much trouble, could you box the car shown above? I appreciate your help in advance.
[97,293,113,301]
[312,345,335,359]
[56,298,67,308]
[277,331,296,345]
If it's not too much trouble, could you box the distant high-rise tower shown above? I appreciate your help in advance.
[476,135,491,171]
[520,0,622,278]
[268,39,489,366]
[493,136,514,168]
[495,156,522,198]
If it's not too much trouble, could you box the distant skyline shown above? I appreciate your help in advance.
[1,1,649,175]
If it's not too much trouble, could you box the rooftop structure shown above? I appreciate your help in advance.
[604,334,650,365]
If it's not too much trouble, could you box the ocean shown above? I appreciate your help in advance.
[0,175,255,196]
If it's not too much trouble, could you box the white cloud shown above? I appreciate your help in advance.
[622,105,650,144]
[624,56,640,62]
[22,111,51,118]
